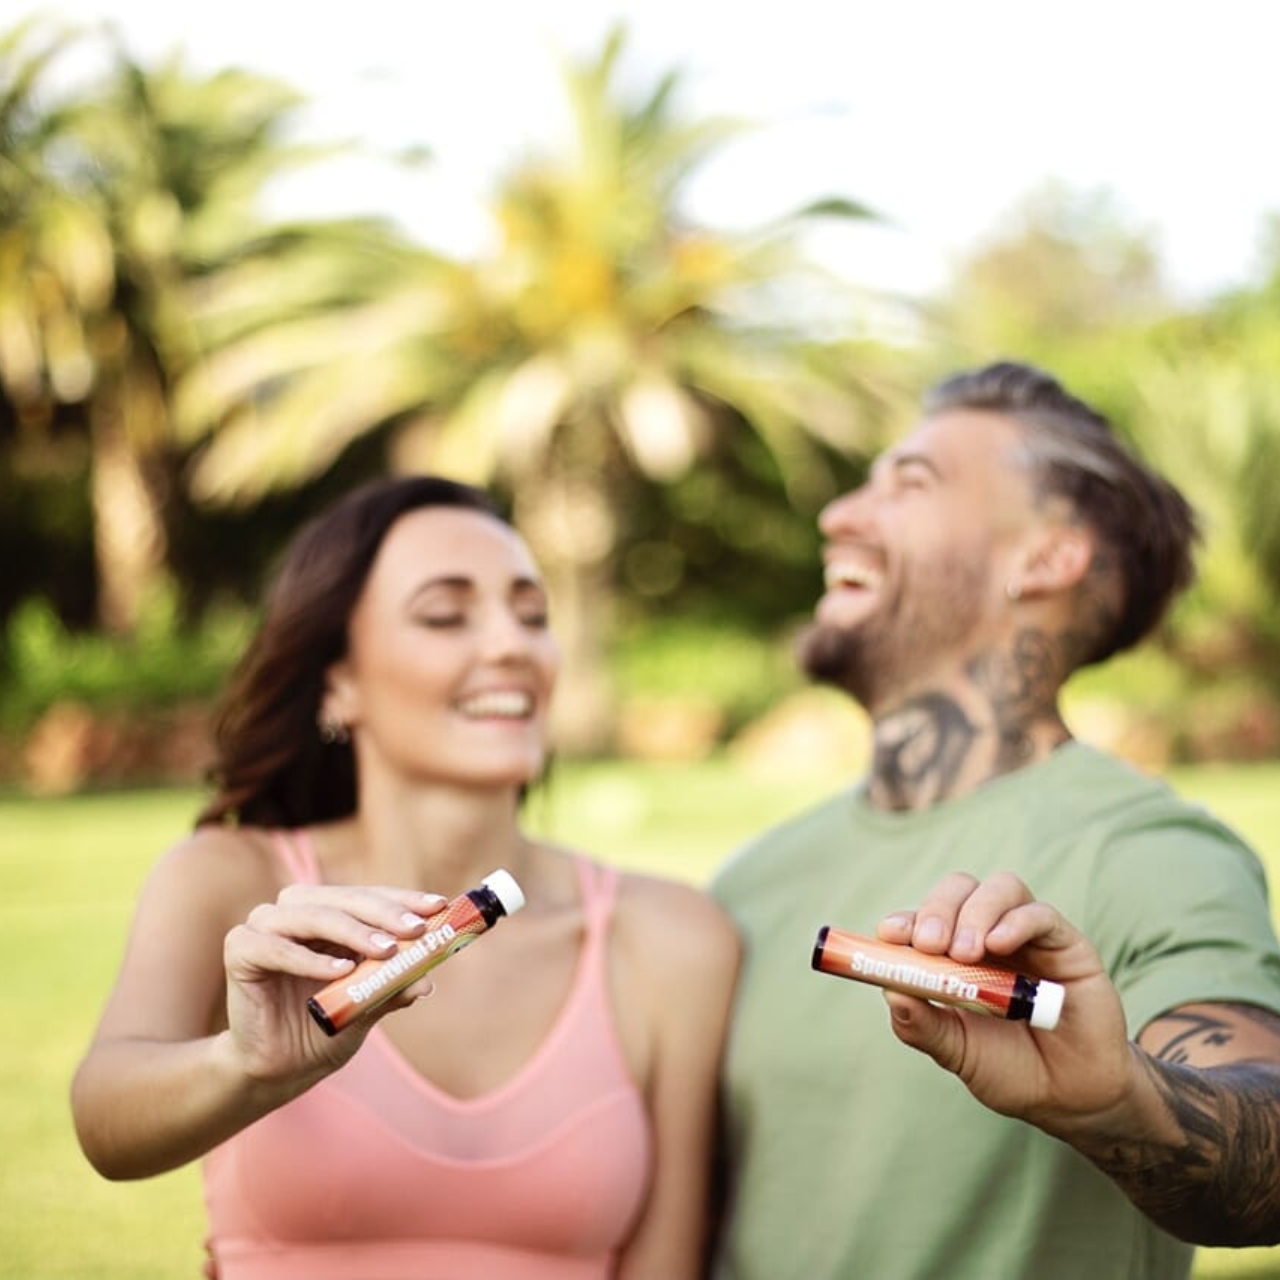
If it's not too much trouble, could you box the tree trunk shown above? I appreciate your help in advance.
[89,397,167,634]
[515,476,617,757]
[542,553,615,756]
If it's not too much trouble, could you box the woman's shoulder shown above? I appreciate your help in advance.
[144,823,291,915]
[610,864,740,970]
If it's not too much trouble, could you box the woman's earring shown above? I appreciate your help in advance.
[317,712,350,745]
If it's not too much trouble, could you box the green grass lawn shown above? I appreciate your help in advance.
[3,757,1279,1277]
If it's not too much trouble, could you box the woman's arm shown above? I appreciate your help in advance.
[612,876,741,1280]
[70,828,442,1179]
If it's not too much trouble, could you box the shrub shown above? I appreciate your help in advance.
[0,591,253,735]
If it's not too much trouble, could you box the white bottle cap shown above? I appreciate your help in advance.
[1030,978,1065,1031]
[481,868,526,916]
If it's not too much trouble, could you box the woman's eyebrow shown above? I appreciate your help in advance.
[405,574,546,605]
[405,576,473,606]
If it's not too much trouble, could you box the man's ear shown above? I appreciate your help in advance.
[1013,525,1093,598]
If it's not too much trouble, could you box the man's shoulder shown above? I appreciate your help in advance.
[1013,741,1200,829]
[710,786,859,905]
[1060,743,1249,840]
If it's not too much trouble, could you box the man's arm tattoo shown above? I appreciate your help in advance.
[1085,1014,1280,1246]
[1146,1010,1236,1065]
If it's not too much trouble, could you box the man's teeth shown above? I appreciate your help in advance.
[824,564,880,590]
[457,691,534,719]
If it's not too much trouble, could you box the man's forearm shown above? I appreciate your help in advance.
[1076,1051,1280,1246]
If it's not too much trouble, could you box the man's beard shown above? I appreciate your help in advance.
[797,556,988,710]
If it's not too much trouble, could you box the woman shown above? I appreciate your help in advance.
[71,476,739,1279]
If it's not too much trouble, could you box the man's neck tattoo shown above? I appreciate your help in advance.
[872,694,978,811]
[869,629,1069,810]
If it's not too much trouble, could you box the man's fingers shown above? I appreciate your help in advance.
[884,992,968,1075]
[908,871,981,953]
[884,871,1081,967]
[983,900,1074,957]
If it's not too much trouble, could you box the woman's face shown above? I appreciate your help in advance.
[325,506,560,790]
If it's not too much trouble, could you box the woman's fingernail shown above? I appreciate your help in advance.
[370,931,396,950]
[401,913,425,929]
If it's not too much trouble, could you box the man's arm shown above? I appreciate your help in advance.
[876,871,1280,1248]
[1078,1002,1280,1246]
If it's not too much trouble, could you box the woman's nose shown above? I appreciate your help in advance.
[480,608,536,660]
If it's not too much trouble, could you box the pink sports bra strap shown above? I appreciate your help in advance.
[266,838,616,924]
[576,857,620,936]
[269,829,322,885]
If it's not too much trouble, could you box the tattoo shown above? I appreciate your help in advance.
[1148,1011,1235,1065]
[871,630,1077,808]
[968,630,1061,773]
[1085,1049,1280,1246]
[871,694,977,810]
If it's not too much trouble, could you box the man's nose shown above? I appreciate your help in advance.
[818,484,872,537]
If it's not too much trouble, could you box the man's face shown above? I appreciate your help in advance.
[799,408,1040,711]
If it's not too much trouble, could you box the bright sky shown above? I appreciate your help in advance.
[16,0,1280,304]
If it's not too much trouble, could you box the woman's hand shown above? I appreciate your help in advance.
[222,884,447,1086]
[875,870,1139,1139]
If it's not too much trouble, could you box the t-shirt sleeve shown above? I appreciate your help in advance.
[1084,805,1280,1036]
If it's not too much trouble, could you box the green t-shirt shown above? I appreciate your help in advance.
[711,743,1280,1280]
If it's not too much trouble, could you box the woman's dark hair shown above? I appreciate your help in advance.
[196,476,505,829]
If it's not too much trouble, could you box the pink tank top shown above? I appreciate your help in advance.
[202,833,652,1279]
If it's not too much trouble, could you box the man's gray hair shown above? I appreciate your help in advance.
[925,361,1199,666]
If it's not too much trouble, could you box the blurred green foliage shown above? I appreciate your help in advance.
[2,19,1279,778]
[1,18,903,757]
[0,591,251,733]
[612,618,803,736]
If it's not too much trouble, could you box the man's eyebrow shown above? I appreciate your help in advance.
[871,450,944,481]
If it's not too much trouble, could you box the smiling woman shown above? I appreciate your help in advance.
[316,501,560,794]
[67,474,740,1280]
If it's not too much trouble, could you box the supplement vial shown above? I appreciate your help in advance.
[812,925,1065,1031]
[308,869,526,1035]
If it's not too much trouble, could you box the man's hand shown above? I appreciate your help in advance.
[877,870,1280,1246]
[875,869,1137,1133]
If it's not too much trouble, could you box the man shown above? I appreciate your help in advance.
[711,361,1280,1279]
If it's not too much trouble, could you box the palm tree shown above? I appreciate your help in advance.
[1,18,412,631]
[177,26,891,751]
[1119,319,1280,664]
[0,22,113,410]
[0,20,122,610]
